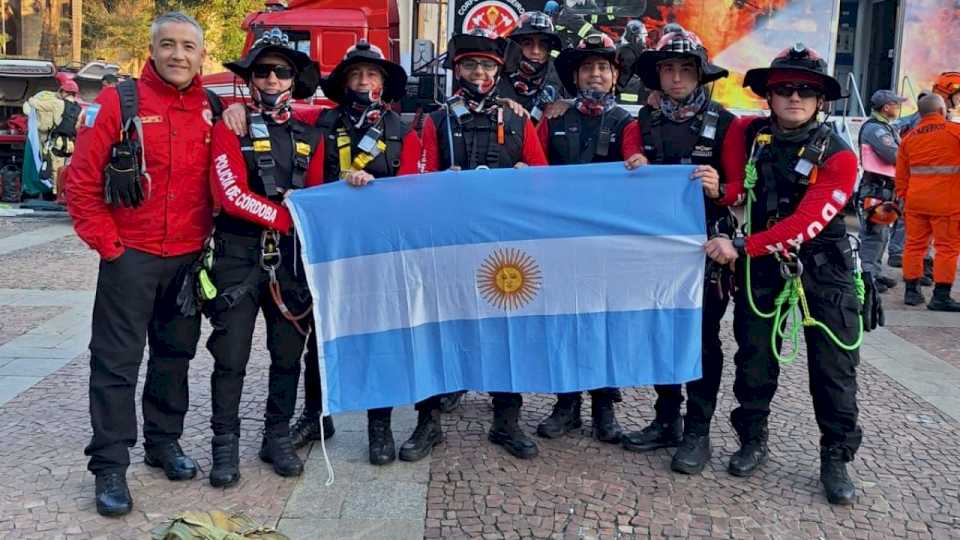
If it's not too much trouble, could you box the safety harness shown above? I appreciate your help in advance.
[241,112,319,196]
[433,105,524,170]
[316,108,406,180]
[549,106,631,164]
[638,101,724,165]
[739,124,865,364]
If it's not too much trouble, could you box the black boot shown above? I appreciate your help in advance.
[927,284,960,312]
[438,391,466,413]
[621,417,682,452]
[489,404,539,459]
[209,434,241,488]
[876,275,898,290]
[820,447,856,505]
[536,394,582,439]
[728,434,768,477]
[671,429,711,475]
[399,409,442,462]
[94,472,133,517]
[591,396,622,443]
[259,434,304,477]
[144,441,197,481]
[887,254,902,268]
[904,279,926,306]
[367,414,396,465]
[290,413,336,449]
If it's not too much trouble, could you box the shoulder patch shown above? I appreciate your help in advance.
[84,104,101,128]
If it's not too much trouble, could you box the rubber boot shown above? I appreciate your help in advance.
[728,429,768,478]
[290,413,336,449]
[259,433,304,478]
[904,279,925,306]
[488,404,539,459]
[820,447,856,505]
[367,414,396,465]
[536,393,582,439]
[590,395,622,443]
[209,434,241,488]
[875,275,897,289]
[887,254,902,268]
[622,417,682,452]
[399,409,443,462]
[671,427,711,475]
[927,284,960,312]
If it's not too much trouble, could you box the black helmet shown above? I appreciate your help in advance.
[508,11,562,53]
[554,33,619,96]
[634,26,728,91]
[743,43,844,101]
[444,28,520,72]
[224,28,320,100]
[320,41,408,104]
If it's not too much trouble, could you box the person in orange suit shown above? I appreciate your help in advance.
[896,94,960,311]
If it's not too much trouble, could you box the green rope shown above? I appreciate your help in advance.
[740,158,864,364]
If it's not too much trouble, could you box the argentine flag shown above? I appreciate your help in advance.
[287,163,706,414]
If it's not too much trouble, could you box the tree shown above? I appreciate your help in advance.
[39,0,64,60]
[82,0,154,74]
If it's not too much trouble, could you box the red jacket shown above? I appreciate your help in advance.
[420,113,547,172]
[67,61,216,260]
[209,120,326,235]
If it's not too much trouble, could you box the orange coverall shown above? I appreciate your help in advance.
[895,114,960,284]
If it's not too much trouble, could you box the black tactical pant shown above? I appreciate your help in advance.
[85,249,201,474]
[205,233,310,438]
[652,278,731,434]
[301,336,442,421]
[730,248,863,460]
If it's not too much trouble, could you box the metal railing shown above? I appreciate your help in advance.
[900,74,918,103]
[842,72,867,118]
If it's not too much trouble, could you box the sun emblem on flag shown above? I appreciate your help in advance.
[477,248,542,310]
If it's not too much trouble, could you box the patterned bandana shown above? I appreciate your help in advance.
[574,88,616,117]
[250,86,292,124]
[457,78,500,114]
[659,85,708,123]
[510,58,548,97]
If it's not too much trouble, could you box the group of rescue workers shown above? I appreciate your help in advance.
[62,8,960,519]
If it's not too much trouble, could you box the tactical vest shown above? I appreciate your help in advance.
[545,106,632,164]
[430,107,525,170]
[215,115,321,237]
[745,117,850,251]
[316,108,410,182]
[638,101,734,230]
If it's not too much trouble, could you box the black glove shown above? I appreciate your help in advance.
[860,272,884,331]
[176,260,202,317]
[104,141,146,208]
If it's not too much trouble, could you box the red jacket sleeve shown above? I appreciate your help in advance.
[536,119,551,162]
[620,120,641,158]
[292,106,324,126]
[521,118,548,166]
[209,121,294,234]
[397,130,423,175]
[65,87,123,260]
[717,115,753,206]
[744,149,858,257]
[421,115,440,173]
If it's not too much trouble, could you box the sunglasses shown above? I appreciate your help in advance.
[252,64,295,80]
[459,59,500,72]
[770,84,821,99]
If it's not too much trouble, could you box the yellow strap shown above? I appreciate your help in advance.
[577,22,593,37]
[295,141,311,156]
[253,139,272,152]
[336,131,352,174]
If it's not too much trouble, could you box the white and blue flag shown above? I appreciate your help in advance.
[287,163,706,414]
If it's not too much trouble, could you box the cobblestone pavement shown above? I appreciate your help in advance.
[1,215,960,539]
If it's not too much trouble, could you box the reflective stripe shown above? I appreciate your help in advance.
[910,165,960,175]
[620,93,639,103]
[590,14,598,23]
[577,22,593,37]
[550,49,560,58]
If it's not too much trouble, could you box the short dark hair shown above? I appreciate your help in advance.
[102,73,118,84]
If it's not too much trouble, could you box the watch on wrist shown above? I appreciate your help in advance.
[732,236,746,255]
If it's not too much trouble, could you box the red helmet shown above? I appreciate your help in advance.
[933,72,960,99]
[55,72,79,94]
